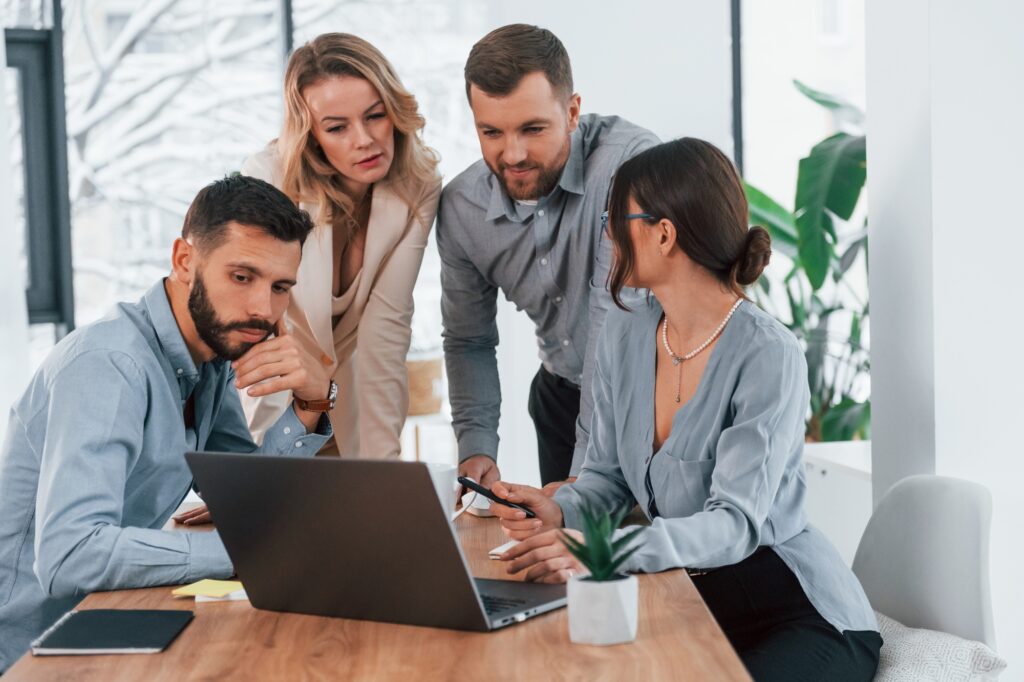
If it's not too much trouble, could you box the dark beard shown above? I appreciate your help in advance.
[489,136,571,201]
[188,272,274,361]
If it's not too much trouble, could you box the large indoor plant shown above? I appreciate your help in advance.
[560,506,644,645]
[745,80,870,442]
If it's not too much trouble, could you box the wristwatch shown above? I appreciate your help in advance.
[294,380,338,413]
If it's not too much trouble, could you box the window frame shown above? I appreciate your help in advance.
[5,2,74,332]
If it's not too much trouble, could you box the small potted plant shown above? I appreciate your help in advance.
[559,505,645,645]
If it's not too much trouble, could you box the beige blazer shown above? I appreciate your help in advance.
[240,144,442,458]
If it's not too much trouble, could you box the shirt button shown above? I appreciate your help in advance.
[176,368,183,376]
[554,296,563,303]
[283,427,292,435]
[538,209,545,217]
[540,258,548,266]
[562,339,570,346]
[295,441,304,448]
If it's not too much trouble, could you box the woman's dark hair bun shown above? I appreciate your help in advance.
[735,226,772,286]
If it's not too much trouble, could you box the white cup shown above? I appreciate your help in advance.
[425,462,461,519]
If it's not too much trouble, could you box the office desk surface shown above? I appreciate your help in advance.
[6,512,750,681]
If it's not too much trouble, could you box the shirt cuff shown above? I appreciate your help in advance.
[261,406,332,455]
[457,430,499,463]
[553,487,583,531]
[186,531,233,582]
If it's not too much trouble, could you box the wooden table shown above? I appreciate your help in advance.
[7,512,750,681]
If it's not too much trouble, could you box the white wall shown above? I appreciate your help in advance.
[0,47,33,440]
[866,0,1024,657]
[484,1,734,486]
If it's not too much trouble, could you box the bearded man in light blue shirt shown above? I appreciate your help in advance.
[0,175,339,670]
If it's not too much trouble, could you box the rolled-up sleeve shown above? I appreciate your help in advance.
[437,188,502,463]
[33,351,233,598]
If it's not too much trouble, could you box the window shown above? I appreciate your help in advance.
[5,19,75,333]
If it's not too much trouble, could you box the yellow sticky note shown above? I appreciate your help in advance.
[172,579,244,599]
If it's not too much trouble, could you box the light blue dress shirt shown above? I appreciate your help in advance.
[437,114,659,474]
[0,280,330,670]
[554,298,877,634]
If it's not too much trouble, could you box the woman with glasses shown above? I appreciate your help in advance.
[488,138,881,681]
[240,33,441,457]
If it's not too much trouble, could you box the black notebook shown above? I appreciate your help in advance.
[31,609,194,656]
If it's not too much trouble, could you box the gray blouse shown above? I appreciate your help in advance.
[554,298,877,634]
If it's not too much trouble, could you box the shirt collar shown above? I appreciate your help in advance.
[143,279,200,380]
[558,129,585,196]
[484,128,586,223]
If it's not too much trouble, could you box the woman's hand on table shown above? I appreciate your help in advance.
[490,481,564,539]
[500,528,586,583]
[173,504,212,526]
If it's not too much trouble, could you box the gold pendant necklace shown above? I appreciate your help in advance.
[661,299,743,403]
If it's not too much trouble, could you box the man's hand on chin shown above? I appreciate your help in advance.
[233,320,331,433]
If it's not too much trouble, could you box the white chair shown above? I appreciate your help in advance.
[853,475,1006,681]
[853,474,994,646]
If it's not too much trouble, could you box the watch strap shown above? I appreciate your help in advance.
[295,380,337,413]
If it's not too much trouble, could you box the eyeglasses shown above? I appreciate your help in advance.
[600,210,657,233]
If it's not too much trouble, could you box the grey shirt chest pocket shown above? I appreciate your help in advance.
[649,453,716,519]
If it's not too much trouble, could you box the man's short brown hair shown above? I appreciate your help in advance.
[464,24,573,101]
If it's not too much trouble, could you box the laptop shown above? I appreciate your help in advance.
[184,452,566,631]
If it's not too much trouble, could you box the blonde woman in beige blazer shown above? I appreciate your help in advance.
[240,33,441,458]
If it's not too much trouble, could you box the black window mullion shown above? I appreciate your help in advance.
[5,18,74,331]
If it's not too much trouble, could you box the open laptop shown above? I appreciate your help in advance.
[184,452,566,631]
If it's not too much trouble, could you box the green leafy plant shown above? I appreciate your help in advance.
[746,80,870,442]
[559,505,644,581]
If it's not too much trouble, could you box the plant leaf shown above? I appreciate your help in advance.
[820,397,871,441]
[849,312,862,349]
[793,79,866,126]
[611,526,646,556]
[795,133,865,289]
[559,532,589,562]
[837,234,866,279]
[797,133,867,222]
[744,182,798,260]
[607,544,644,577]
[786,281,806,331]
[805,313,832,399]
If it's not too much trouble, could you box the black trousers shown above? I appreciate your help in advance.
[527,365,580,485]
[692,547,882,682]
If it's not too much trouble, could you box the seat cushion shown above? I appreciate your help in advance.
[875,612,1007,681]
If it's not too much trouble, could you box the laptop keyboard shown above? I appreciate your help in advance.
[481,594,528,615]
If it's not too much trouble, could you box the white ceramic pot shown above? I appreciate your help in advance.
[567,574,639,645]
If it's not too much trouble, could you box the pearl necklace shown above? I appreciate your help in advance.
[661,298,743,403]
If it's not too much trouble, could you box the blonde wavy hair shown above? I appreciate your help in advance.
[278,33,439,234]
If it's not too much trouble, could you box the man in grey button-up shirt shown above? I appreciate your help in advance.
[0,176,337,671]
[438,25,658,487]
